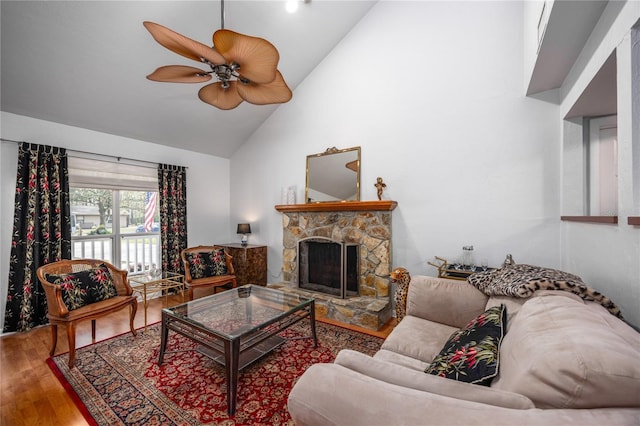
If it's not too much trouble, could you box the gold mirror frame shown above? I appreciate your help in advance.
[305,146,361,203]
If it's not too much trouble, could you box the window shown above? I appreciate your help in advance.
[586,115,618,216]
[68,156,159,274]
[561,49,618,223]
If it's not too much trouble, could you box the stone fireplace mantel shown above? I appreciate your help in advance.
[275,200,397,213]
[273,200,397,330]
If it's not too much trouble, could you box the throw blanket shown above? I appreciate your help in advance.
[467,264,623,319]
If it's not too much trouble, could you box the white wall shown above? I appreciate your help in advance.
[4,1,633,329]
[0,112,231,330]
[230,2,561,284]
[559,1,640,327]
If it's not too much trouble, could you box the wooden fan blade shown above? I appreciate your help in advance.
[198,82,244,110]
[213,29,279,84]
[236,70,292,105]
[143,21,226,65]
[147,65,212,83]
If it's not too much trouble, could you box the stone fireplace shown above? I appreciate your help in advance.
[273,201,397,330]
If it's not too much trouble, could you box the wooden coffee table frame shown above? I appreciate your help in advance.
[158,285,317,415]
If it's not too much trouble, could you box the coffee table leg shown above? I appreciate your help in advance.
[143,286,149,329]
[225,337,241,415]
[310,301,318,348]
[158,312,169,365]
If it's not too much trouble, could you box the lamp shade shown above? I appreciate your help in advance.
[237,223,251,234]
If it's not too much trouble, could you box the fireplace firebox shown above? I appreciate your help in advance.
[298,237,359,298]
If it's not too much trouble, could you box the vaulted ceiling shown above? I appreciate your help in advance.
[1,1,376,158]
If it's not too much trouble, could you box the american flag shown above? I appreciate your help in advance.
[144,191,158,232]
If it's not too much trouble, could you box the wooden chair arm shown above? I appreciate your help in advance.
[225,252,235,275]
[108,266,133,296]
[182,257,194,283]
[38,275,70,317]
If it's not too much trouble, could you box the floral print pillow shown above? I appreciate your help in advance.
[185,249,228,279]
[424,304,506,386]
[46,264,118,311]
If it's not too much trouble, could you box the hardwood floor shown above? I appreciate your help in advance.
[0,288,394,425]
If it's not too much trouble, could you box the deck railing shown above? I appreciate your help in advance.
[71,234,161,274]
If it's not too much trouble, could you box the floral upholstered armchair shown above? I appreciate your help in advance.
[37,259,137,368]
[181,245,236,298]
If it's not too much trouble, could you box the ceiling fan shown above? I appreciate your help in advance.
[143,1,292,110]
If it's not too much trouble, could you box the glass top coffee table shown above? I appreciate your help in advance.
[158,284,317,415]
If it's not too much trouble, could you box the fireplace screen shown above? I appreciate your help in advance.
[298,237,359,298]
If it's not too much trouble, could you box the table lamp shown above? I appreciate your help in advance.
[237,223,251,246]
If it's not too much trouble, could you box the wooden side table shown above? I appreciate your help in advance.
[219,243,267,286]
[428,256,495,281]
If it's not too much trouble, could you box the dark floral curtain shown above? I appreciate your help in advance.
[4,143,71,333]
[158,164,187,275]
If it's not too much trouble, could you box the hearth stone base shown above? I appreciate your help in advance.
[268,283,392,331]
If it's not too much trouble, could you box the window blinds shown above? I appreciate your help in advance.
[68,156,158,191]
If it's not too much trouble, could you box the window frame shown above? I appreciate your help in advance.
[68,154,161,273]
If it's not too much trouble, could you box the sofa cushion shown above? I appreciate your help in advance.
[381,315,459,364]
[374,349,430,372]
[46,264,118,311]
[184,249,228,279]
[406,276,488,329]
[425,304,506,386]
[492,293,640,408]
[484,295,526,333]
[337,349,534,409]
[288,362,640,426]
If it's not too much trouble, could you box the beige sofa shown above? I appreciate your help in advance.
[288,276,640,425]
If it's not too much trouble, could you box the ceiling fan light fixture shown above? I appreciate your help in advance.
[143,6,292,110]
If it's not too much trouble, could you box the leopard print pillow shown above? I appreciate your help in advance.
[468,264,584,297]
[468,264,622,319]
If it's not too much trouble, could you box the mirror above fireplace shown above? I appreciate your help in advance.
[305,146,360,203]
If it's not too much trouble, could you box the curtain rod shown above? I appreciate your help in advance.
[0,138,187,169]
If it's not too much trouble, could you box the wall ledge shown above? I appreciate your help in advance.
[628,216,640,226]
[561,215,618,224]
[275,200,397,213]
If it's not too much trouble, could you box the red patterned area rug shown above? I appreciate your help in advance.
[47,320,383,425]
